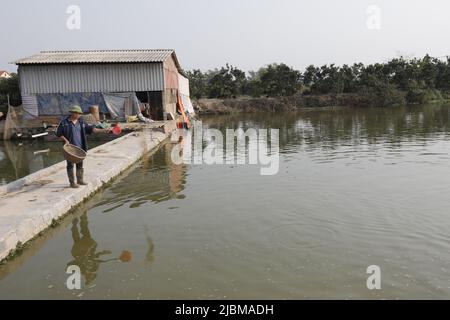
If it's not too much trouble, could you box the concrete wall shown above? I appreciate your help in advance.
[163,88,178,119]
[163,55,179,90]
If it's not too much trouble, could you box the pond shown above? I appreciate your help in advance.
[0,139,108,186]
[1,104,450,299]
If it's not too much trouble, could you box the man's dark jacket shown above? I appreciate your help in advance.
[55,116,94,152]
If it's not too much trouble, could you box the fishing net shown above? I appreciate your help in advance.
[3,104,48,140]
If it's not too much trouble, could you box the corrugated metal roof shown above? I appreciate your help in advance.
[14,49,175,65]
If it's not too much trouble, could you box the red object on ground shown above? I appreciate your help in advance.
[111,123,122,135]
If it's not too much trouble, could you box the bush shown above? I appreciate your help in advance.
[406,88,443,104]
[358,83,406,107]
[0,74,21,109]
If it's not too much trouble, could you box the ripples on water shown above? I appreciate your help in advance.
[1,104,450,299]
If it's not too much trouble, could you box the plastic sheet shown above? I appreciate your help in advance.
[36,93,108,116]
[180,94,195,114]
[102,92,142,121]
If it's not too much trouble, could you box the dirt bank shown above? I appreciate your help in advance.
[194,93,377,115]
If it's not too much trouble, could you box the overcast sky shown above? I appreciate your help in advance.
[1,0,450,73]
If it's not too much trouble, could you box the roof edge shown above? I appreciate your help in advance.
[12,49,177,65]
[39,49,175,53]
[167,52,188,78]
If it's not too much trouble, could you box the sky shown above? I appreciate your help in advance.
[1,0,450,73]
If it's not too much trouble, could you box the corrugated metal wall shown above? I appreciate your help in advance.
[19,63,165,94]
[21,94,38,118]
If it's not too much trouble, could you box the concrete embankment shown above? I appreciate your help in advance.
[0,121,176,261]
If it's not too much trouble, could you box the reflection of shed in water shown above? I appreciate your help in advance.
[94,143,187,212]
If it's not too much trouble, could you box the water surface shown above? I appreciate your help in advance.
[1,104,450,299]
[0,139,108,186]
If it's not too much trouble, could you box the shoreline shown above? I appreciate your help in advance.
[194,95,450,115]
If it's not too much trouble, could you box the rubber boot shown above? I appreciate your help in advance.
[76,168,87,186]
[67,168,79,188]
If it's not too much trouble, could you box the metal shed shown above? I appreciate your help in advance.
[13,49,190,121]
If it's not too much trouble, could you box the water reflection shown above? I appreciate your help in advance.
[198,104,450,171]
[67,212,115,285]
[94,143,188,212]
[201,104,450,155]
[67,211,144,285]
[3,104,450,298]
[0,141,61,185]
[144,225,154,265]
[63,143,186,285]
[0,140,104,186]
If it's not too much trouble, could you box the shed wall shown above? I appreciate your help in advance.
[19,63,165,94]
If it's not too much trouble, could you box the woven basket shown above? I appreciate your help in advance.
[63,144,86,163]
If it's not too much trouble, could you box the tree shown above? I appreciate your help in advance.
[435,57,450,91]
[418,54,439,89]
[206,64,246,99]
[242,71,263,97]
[185,54,450,105]
[303,65,319,88]
[258,63,301,97]
[0,73,21,109]
[187,69,207,99]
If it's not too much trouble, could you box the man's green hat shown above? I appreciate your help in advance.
[69,105,83,114]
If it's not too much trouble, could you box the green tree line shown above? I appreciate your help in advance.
[2,55,450,114]
[0,73,21,114]
[187,55,450,105]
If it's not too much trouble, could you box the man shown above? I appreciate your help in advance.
[56,105,110,188]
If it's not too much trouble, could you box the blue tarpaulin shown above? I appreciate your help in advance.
[36,93,109,116]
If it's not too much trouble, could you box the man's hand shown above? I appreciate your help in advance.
[92,128,111,134]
